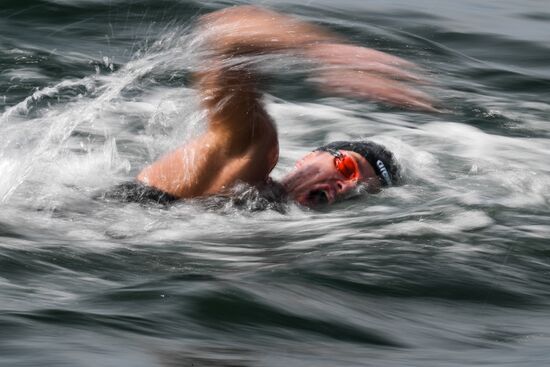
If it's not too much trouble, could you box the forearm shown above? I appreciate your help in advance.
[197,6,435,111]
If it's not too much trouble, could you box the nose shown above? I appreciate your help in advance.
[335,179,357,195]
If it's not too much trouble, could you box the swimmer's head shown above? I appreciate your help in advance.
[281,141,399,207]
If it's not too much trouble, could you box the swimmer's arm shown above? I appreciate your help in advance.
[186,5,435,189]
[198,6,436,111]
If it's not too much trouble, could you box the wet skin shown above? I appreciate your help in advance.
[136,6,433,203]
[281,150,381,207]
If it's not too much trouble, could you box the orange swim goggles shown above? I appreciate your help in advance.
[327,149,360,181]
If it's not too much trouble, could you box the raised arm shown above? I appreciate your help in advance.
[136,6,434,199]
[197,6,435,111]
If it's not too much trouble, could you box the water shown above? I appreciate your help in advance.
[1,0,550,366]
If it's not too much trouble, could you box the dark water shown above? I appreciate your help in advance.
[2,1,550,366]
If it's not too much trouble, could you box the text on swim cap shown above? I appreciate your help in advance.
[376,160,392,186]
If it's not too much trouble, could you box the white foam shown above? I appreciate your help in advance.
[380,209,494,237]
[1,20,549,251]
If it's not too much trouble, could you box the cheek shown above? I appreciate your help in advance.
[284,164,329,191]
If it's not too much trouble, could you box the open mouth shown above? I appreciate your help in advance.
[307,189,329,205]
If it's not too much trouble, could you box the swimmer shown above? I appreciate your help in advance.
[130,6,435,207]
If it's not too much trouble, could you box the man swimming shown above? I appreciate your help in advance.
[128,6,435,208]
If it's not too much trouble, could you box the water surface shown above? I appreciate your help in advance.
[1,1,550,366]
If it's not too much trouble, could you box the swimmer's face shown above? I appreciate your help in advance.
[281,150,381,207]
